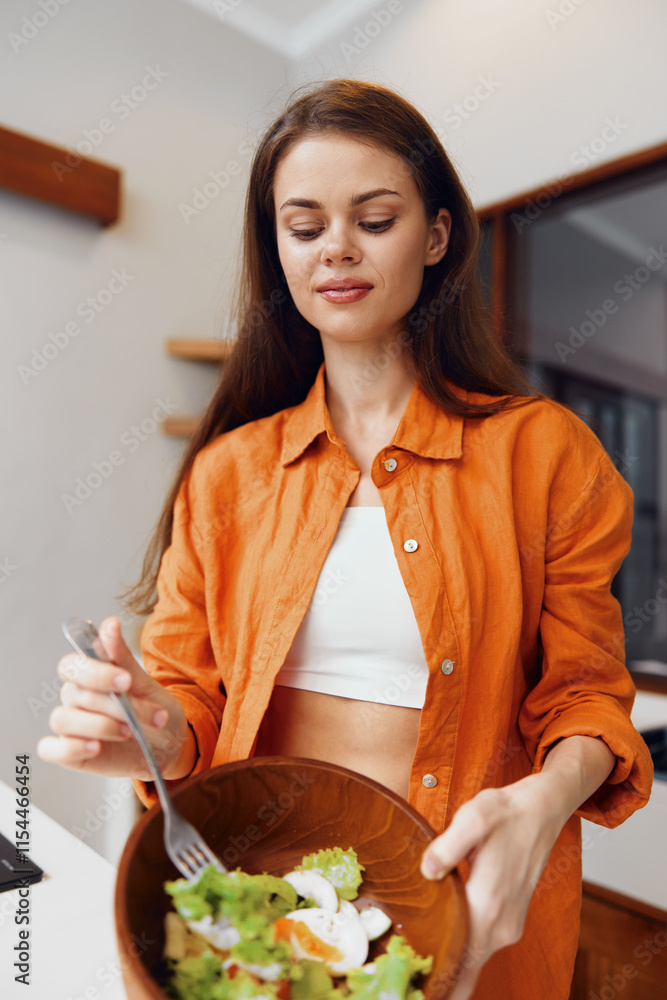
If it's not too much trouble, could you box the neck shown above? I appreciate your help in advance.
[322,339,416,437]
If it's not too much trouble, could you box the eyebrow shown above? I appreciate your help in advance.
[278,188,403,212]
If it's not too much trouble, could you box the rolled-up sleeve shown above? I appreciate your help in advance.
[518,444,653,827]
[132,470,224,808]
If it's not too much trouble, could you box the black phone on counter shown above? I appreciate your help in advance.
[0,830,43,893]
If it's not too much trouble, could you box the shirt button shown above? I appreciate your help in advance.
[383,458,397,472]
[403,539,418,552]
[441,659,454,675]
[422,774,438,788]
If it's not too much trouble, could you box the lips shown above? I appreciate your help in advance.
[316,278,373,292]
[317,286,372,303]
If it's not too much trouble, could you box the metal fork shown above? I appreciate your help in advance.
[62,617,226,882]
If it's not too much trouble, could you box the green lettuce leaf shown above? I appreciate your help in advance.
[164,951,226,1000]
[165,865,298,977]
[290,959,340,999]
[231,933,292,976]
[223,966,285,1000]
[296,847,365,902]
[344,935,433,1000]
[165,866,297,933]
[164,952,285,1000]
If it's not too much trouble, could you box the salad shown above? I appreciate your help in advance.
[162,846,433,1000]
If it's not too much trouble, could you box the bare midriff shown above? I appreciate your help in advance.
[254,687,421,798]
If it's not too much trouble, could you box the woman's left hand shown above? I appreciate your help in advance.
[420,773,567,1000]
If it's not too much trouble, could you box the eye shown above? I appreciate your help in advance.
[288,217,398,241]
[288,228,321,241]
[363,218,397,233]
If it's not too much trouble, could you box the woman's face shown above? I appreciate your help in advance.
[272,134,451,348]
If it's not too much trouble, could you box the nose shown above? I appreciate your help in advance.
[320,222,361,265]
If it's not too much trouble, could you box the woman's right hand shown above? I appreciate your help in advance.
[36,616,197,781]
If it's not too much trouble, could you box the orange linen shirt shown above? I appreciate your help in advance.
[133,360,653,1000]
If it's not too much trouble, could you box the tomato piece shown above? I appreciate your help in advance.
[276,979,291,1000]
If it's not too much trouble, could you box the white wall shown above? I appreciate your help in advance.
[1,0,666,866]
[303,0,667,209]
[0,0,289,863]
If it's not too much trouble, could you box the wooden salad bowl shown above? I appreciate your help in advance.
[115,756,469,999]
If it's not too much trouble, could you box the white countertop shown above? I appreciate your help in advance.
[0,780,126,1000]
[581,690,667,911]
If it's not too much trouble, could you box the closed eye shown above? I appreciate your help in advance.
[288,218,397,240]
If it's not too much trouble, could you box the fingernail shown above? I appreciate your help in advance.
[422,856,444,880]
[152,709,169,728]
[85,740,100,753]
[114,672,131,692]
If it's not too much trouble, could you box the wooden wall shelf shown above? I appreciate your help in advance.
[162,415,200,438]
[0,124,121,226]
[162,338,235,438]
[166,338,234,362]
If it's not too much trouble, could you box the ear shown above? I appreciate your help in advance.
[425,208,452,267]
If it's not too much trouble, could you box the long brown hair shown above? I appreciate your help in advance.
[120,77,541,617]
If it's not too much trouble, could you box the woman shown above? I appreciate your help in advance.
[37,79,653,999]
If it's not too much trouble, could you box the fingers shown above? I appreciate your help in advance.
[58,651,132,694]
[36,734,101,768]
[97,616,152,695]
[445,962,482,1000]
[48,704,133,742]
[59,682,169,729]
[421,791,499,880]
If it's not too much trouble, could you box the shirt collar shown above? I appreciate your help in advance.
[280,360,466,467]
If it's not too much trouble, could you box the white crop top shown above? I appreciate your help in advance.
[274,506,429,709]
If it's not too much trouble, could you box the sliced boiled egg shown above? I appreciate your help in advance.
[359,905,392,940]
[187,913,241,951]
[274,900,369,975]
[223,958,283,982]
[281,870,339,912]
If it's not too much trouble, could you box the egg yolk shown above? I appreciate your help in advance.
[273,918,344,963]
